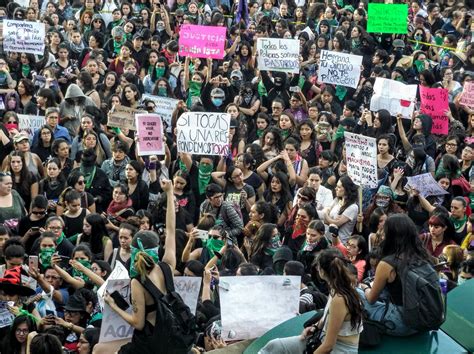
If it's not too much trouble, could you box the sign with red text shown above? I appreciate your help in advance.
[178,25,226,59]
[319,50,362,89]
[177,112,230,156]
[459,81,474,110]
[136,114,165,156]
[420,86,449,135]
[344,132,378,188]
[257,38,300,74]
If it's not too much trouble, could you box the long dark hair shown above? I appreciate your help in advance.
[7,151,33,197]
[82,213,109,256]
[250,223,277,258]
[381,214,430,264]
[5,315,37,354]
[316,249,363,330]
[338,176,358,214]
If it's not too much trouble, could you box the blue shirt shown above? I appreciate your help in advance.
[32,124,72,147]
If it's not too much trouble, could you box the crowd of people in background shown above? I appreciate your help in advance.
[0,0,473,352]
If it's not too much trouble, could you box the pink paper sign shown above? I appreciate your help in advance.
[419,86,449,135]
[135,114,164,156]
[178,25,226,59]
[459,81,474,110]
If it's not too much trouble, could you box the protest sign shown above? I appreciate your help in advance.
[319,50,362,89]
[219,276,300,340]
[136,114,165,156]
[174,277,202,315]
[177,112,231,156]
[179,25,226,59]
[459,81,474,110]
[257,38,299,74]
[419,86,449,135]
[18,114,44,140]
[3,20,45,55]
[141,94,179,132]
[406,173,449,198]
[367,3,408,34]
[370,78,417,118]
[0,302,15,328]
[97,262,129,310]
[99,279,133,343]
[107,105,144,131]
[344,132,378,189]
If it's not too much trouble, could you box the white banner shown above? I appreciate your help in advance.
[344,132,378,188]
[177,112,230,155]
[99,278,134,343]
[174,276,202,315]
[18,114,44,140]
[257,38,299,74]
[97,262,129,310]
[319,50,362,89]
[370,78,417,118]
[3,20,45,55]
[219,276,300,340]
[141,94,179,132]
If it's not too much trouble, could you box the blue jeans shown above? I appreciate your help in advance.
[357,288,418,337]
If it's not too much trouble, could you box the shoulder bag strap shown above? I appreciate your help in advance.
[158,262,175,293]
[110,248,118,269]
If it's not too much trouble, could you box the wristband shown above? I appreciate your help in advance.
[148,162,157,170]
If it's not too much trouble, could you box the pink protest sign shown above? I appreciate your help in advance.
[419,86,449,135]
[178,25,226,59]
[459,81,474,110]
[135,114,165,156]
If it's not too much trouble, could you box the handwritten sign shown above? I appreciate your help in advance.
[257,38,299,74]
[344,132,378,189]
[97,262,129,310]
[141,94,179,132]
[370,78,417,118]
[367,3,408,34]
[0,302,15,328]
[406,173,449,198]
[18,114,44,140]
[319,50,362,89]
[174,277,202,315]
[136,114,165,156]
[107,105,144,131]
[219,276,300,340]
[177,112,230,156]
[459,81,474,110]
[178,25,226,59]
[420,86,449,135]
[99,279,133,343]
[3,20,45,55]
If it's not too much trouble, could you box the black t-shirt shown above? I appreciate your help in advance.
[17,216,47,252]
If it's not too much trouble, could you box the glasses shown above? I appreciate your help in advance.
[7,120,17,124]
[31,210,46,215]
[15,329,29,335]
[446,143,457,147]
[48,226,62,231]
[76,180,85,185]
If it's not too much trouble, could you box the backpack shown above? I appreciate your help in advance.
[396,258,445,331]
[141,262,198,354]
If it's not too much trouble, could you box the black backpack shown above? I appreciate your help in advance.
[396,258,445,331]
[142,262,198,354]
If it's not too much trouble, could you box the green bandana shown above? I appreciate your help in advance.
[335,85,347,101]
[157,87,167,97]
[265,236,282,256]
[333,125,345,141]
[256,129,265,138]
[155,67,165,78]
[81,166,96,189]
[72,259,92,282]
[204,238,224,257]
[178,159,188,173]
[39,247,56,268]
[113,38,126,54]
[130,238,160,279]
[257,80,267,97]
[414,60,425,73]
[281,129,290,140]
[198,163,213,195]
[187,81,202,108]
[56,232,65,245]
[21,64,31,78]
[450,215,467,231]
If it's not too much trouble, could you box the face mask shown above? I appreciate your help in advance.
[4,123,18,131]
[394,76,404,82]
[363,86,373,94]
[269,235,282,249]
[39,247,56,268]
[157,87,167,97]
[205,238,224,255]
[156,24,165,32]
[189,80,202,94]
[212,98,223,107]
[414,34,422,41]
[232,79,241,87]
[414,60,425,73]
[274,79,283,88]
[155,67,165,77]
[243,92,252,104]
[72,259,92,282]
[130,243,160,278]
[375,198,390,208]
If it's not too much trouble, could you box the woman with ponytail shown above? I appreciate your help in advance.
[260,249,363,353]
[103,179,178,353]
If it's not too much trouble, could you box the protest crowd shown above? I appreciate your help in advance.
[0,0,473,352]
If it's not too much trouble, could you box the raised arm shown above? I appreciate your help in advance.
[160,179,176,271]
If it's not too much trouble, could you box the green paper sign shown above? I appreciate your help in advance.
[367,3,408,34]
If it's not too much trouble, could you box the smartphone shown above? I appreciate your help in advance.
[31,226,40,232]
[195,229,208,240]
[46,309,55,317]
[226,237,234,248]
[28,256,38,271]
[110,290,130,311]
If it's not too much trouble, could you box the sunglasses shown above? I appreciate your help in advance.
[77,180,85,185]
[7,120,17,124]
[297,194,310,202]
[31,211,46,215]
